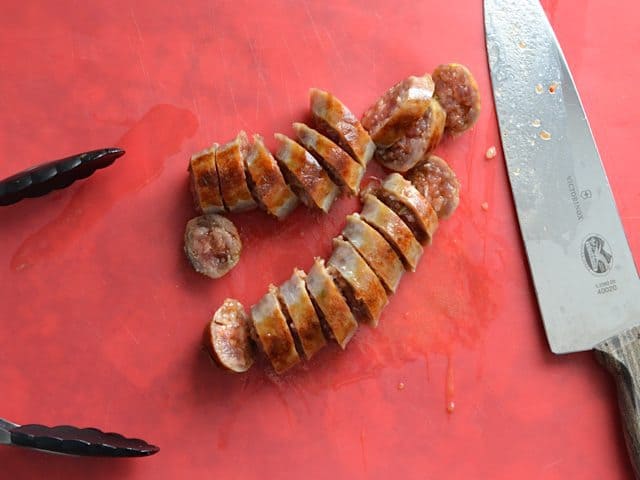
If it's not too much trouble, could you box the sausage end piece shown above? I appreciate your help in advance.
[203,298,255,373]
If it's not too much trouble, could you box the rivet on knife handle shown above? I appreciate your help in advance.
[0,148,124,206]
[595,327,640,478]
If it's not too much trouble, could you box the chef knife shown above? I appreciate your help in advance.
[484,0,640,475]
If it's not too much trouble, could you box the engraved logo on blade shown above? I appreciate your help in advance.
[581,234,613,276]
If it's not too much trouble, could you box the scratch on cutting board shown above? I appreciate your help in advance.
[129,7,153,91]
[360,428,368,474]
[243,23,275,120]
[302,0,324,52]
[322,27,347,73]
[124,325,140,345]
[280,33,302,81]
[542,458,562,470]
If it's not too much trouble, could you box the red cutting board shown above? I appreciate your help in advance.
[1,1,638,478]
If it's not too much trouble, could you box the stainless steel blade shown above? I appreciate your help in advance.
[0,418,17,445]
[484,0,640,353]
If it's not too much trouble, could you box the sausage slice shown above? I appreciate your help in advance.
[251,286,301,373]
[184,214,242,278]
[305,258,358,349]
[274,133,339,213]
[406,154,460,219]
[203,298,255,373]
[341,213,404,294]
[373,173,439,245]
[373,99,446,172]
[245,134,299,219]
[216,131,257,212]
[360,194,423,271]
[188,144,225,214]
[433,63,481,134]
[309,88,375,167]
[278,269,327,360]
[361,74,435,147]
[293,122,364,195]
[328,237,388,327]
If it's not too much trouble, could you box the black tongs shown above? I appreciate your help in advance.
[0,418,158,457]
[0,148,124,206]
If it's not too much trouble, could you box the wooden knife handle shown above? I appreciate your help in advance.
[594,325,640,478]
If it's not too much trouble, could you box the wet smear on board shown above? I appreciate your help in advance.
[10,104,198,271]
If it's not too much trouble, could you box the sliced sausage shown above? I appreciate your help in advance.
[305,257,358,349]
[293,122,364,196]
[432,63,481,134]
[216,131,257,212]
[188,144,225,214]
[360,194,423,271]
[274,133,339,213]
[184,214,242,279]
[406,154,460,219]
[244,134,299,220]
[374,173,438,245]
[278,268,327,360]
[373,99,446,172]
[328,237,388,327]
[361,74,435,147]
[203,298,255,373]
[309,88,375,167]
[341,213,404,294]
[251,285,301,373]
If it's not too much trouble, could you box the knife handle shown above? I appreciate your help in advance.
[594,325,640,478]
[9,424,159,457]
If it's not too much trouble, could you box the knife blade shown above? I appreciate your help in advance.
[484,0,640,474]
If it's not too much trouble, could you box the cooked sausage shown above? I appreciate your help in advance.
[432,63,481,134]
[328,237,388,327]
[374,173,438,244]
[274,133,339,213]
[309,88,375,167]
[251,285,301,373]
[341,213,404,294]
[203,298,255,373]
[188,144,225,214]
[305,257,358,349]
[278,269,327,360]
[360,194,423,271]
[406,154,460,219]
[361,74,435,147]
[184,214,242,278]
[245,134,299,219]
[216,131,257,212]
[293,122,364,195]
[373,99,446,172]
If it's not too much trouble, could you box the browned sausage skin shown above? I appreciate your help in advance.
[432,63,481,134]
[245,134,299,219]
[373,98,446,172]
[274,133,339,213]
[216,131,257,212]
[188,144,225,214]
[305,257,358,349]
[184,214,242,279]
[360,194,423,271]
[361,74,435,147]
[371,173,439,245]
[278,269,327,360]
[406,154,460,219]
[203,298,255,373]
[328,237,388,327]
[293,122,364,196]
[341,213,404,294]
[251,285,301,373]
[310,88,375,167]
